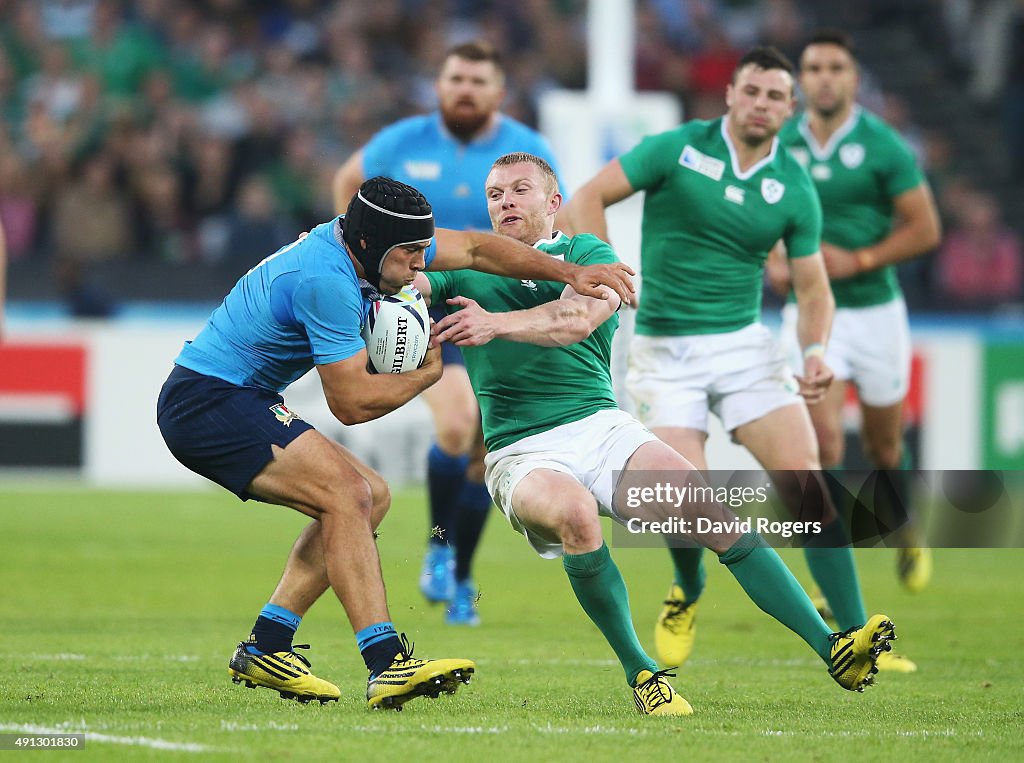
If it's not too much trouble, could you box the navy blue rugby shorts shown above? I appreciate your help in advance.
[428,304,465,367]
[156,365,314,500]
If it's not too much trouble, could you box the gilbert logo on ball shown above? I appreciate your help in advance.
[362,286,430,373]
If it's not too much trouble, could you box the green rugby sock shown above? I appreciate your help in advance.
[720,532,832,662]
[563,542,657,685]
[803,519,868,631]
[666,545,706,602]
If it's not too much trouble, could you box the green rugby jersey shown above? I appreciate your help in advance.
[619,117,822,336]
[424,232,619,450]
[778,106,924,307]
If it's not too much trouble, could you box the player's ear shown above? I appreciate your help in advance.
[549,192,563,214]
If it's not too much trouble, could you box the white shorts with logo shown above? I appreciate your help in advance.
[483,409,658,558]
[780,298,910,407]
[625,323,802,434]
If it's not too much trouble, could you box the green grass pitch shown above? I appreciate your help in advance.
[1,487,1021,761]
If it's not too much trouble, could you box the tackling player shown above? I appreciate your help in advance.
[333,41,561,626]
[415,152,899,715]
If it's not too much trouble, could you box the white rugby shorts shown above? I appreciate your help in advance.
[780,298,911,407]
[484,409,658,558]
[626,323,802,434]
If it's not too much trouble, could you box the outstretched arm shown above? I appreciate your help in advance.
[433,285,620,348]
[430,228,635,305]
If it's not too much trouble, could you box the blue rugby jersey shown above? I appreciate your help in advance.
[361,112,560,231]
[176,218,437,391]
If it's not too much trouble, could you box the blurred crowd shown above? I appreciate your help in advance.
[0,0,1020,313]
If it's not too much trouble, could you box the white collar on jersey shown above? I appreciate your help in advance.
[797,105,862,161]
[720,118,779,180]
[533,230,565,249]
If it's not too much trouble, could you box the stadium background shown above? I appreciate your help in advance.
[0,2,1023,757]
[1,0,1021,484]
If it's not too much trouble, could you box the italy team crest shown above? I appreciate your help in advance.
[761,178,785,204]
[269,403,301,427]
[840,143,865,168]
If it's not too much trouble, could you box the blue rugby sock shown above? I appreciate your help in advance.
[356,622,403,678]
[427,444,468,545]
[248,603,301,655]
[453,481,491,582]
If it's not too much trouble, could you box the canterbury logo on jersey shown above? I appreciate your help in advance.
[678,145,725,181]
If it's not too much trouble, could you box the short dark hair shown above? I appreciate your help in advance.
[732,45,795,83]
[802,29,857,60]
[444,40,504,74]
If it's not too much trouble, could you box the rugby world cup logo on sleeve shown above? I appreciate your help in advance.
[761,178,785,204]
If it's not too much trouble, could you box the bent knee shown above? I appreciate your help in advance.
[554,501,602,548]
[317,472,375,521]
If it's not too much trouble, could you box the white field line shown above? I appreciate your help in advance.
[215,721,983,739]
[13,653,200,662]
[0,723,216,753]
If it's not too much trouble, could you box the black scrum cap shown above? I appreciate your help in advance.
[343,176,434,288]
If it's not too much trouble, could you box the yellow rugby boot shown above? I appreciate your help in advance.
[366,635,475,711]
[828,614,897,692]
[654,585,698,667]
[228,642,340,704]
[633,669,693,716]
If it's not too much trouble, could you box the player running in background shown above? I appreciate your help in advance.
[769,29,942,596]
[416,152,898,715]
[564,46,914,674]
[333,41,561,626]
[156,177,634,710]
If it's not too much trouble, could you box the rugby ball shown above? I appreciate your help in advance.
[362,286,430,373]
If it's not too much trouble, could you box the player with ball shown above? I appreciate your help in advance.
[156,176,635,710]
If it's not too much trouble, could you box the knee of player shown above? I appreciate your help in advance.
[369,478,391,517]
[320,473,375,520]
[554,499,602,546]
